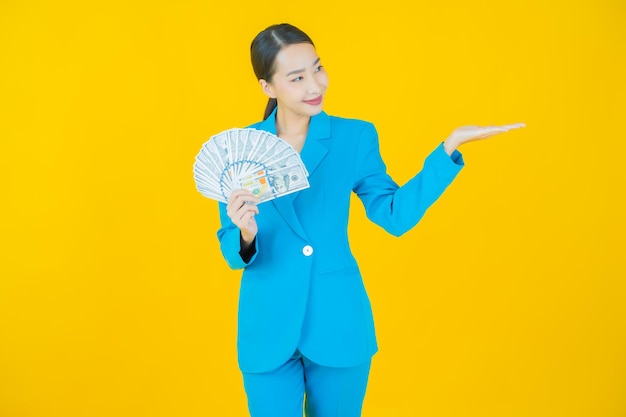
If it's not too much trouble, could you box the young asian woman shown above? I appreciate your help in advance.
[215,23,525,417]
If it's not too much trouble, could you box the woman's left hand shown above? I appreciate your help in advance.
[443,122,525,155]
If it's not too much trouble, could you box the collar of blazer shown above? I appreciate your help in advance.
[257,106,331,241]
[257,106,331,179]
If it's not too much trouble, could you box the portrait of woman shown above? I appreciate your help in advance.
[215,23,524,417]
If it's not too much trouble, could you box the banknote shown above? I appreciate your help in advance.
[193,128,310,203]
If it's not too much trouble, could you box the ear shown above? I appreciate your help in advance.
[259,79,276,99]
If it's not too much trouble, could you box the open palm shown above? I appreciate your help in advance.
[450,123,526,146]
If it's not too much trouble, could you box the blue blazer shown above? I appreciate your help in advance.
[217,107,464,373]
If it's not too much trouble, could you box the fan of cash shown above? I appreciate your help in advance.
[193,128,310,204]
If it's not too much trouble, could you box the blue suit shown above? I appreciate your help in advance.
[217,107,464,374]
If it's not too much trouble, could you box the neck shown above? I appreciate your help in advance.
[275,107,310,137]
[275,107,311,152]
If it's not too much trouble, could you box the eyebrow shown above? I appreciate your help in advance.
[285,57,321,77]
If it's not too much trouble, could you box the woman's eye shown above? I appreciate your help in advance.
[315,65,324,72]
[292,76,303,82]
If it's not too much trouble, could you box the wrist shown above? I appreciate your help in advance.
[240,230,256,246]
[443,137,459,156]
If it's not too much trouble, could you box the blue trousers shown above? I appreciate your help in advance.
[242,349,371,417]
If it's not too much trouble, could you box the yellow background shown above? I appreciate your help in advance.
[1,0,625,416]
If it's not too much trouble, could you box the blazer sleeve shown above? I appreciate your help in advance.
[352,122,464,237]
[216,201,259,270]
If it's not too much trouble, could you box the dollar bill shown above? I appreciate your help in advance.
[193,128,310,204]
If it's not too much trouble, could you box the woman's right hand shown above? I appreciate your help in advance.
[226,189,261,244]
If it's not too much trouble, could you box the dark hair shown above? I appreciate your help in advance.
[250,23,315,120]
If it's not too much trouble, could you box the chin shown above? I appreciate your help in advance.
[302,105,324,117]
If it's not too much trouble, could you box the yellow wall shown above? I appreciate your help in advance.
[1,1,624,416]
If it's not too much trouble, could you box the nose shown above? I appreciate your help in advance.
[307,77,321,95]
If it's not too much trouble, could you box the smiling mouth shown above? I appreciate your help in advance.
[303,96,323,105]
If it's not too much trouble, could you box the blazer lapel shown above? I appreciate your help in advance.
[255,108,332,241]
[256,107,331,174]
[299,110,331,180]
[270,193,308,240]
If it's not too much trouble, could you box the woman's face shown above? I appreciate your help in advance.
[262,43,328,119]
